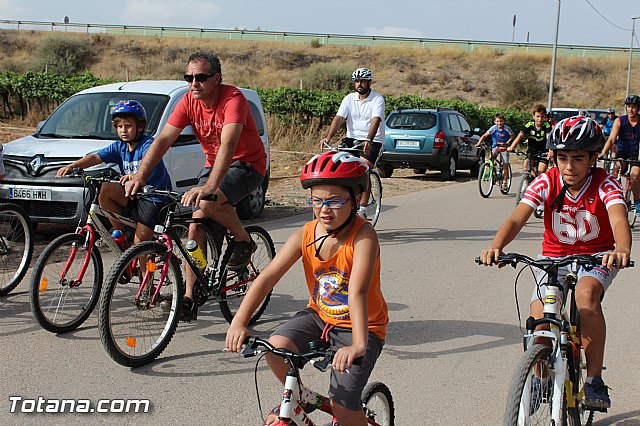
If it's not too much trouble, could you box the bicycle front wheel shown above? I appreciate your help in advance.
[30,232,103,333]
[500,163,513,195]
[478,162,494,198]
[99,241,183,367]
[516,174,531,206]
[0,203,34,296]
[366,170,382,227]
[218,226,275,325]
[504,344,557,426]
[362,381,395,426]
[624,182,636,228]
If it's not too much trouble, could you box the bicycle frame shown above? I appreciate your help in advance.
[519,276,571,425]
[60,179,137,287]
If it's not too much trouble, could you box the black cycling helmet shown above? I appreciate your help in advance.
[547,115,603,152]
[624,95,640,106]
[607,107,616,114]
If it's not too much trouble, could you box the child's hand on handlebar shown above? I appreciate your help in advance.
[602,249,631,270]
[56,165,74,178]
[479,247,503,266]
[119,173,134,185]
[225,324,252,353]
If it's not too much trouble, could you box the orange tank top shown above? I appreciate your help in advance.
[302,217,388,340]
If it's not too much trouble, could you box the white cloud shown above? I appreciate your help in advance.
[0,0,29,19]
[122,0,222,28]
[363,26,425,38]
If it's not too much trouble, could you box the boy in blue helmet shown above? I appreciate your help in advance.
[57,100,172,244]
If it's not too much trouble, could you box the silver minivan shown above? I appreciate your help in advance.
[0,80,270,225]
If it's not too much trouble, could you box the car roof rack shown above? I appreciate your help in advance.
[396,106,410,112]
[436,106,452,112]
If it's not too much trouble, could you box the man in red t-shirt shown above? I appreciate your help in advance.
[479,116,631,411]
[125,52,266,321]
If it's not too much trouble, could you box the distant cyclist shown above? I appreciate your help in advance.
[321,68,385,219]
[600,95,640,215]
[601,107,617,140]
[507,104,552,175]
[476,113,515,191]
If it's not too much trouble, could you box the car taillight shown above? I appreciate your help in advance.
[434,131,445,149]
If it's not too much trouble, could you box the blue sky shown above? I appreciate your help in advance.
[2,0,640,48]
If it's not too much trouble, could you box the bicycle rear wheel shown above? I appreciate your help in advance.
[365,170,382,227]
[99,241,183,367]
[218,226,275,325]
[500,163,512,195]
[478,162,493,198]
[362,381,395,426]
[503,344,557,426]
[30,232,103,333]
[0,203,34,296]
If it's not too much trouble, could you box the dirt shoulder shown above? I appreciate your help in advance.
[0,125,474,224]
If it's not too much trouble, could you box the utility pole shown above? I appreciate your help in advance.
[626,16,640,97]
[512,15,516,44]
[547,0,561,112]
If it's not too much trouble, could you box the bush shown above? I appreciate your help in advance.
[33,36,93,76]
[299,63,353,92]
[497,62,546,109]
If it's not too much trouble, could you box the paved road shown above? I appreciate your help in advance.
[1,178,639,425]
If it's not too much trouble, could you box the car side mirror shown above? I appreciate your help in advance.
[36,120,46,133]
[473,127,481,135]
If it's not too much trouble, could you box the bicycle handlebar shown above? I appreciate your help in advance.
[140,186,218,203]
[241,336,335,372]
[600,157,640,165]
[475,252,634,270]
[321,140,366,153]
[62,168,122,185]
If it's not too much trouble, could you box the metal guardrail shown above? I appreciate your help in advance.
[0,18,635,58]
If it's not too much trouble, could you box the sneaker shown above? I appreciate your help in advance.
[529,375,551,415]
[180,297,197,322]
[529,376,542,415]
[227,239,257,270]
[584,376,611,409]
[356,206,367,220]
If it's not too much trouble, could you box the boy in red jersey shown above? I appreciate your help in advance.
[479,116,631,410]
[226,151,388,426]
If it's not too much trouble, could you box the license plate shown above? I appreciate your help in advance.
[9,187,52,201]
[396,140,420,148]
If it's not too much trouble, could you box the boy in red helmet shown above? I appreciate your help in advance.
[226,150,388,426]
[479,116,631,411]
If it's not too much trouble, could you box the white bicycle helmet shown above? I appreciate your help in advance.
[352,68,373,81]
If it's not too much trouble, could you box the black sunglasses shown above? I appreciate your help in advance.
[183,73,216,83]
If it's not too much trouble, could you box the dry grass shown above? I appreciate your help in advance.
[1,29,639,111]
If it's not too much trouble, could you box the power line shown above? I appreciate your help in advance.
[583,0,631,31]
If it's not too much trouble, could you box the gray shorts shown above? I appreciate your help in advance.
[492,147,510,164]
[271,308,384,411]
[530,255,617,305]
[198,160,264,206]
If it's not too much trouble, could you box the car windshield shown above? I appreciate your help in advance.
[387,112,436,130]
[38,92,169,140]
[551,110,578,122]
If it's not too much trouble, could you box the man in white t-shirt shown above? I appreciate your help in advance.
[321,68,385,218]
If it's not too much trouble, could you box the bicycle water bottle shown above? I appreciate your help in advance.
[186,240,207,270]
[111,229,130,251]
